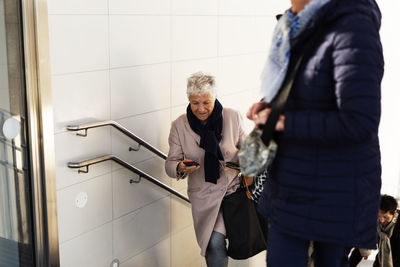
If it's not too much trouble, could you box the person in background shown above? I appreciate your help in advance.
[373,194,400,267]
[348,248,372,267]
[246,0,384,266]
[165,72,246,267]
[349,194,400,267]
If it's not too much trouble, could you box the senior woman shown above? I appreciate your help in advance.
[165,72,246,267]
[247,0,384,266]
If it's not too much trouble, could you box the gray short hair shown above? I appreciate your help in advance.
[187,72,217,99]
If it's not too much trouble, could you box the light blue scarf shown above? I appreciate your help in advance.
[260,0,331,102]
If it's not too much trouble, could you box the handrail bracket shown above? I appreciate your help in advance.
[78,165,89,173]
[76,129,88,137]
[129,176,141,184]
[129,143,141,152]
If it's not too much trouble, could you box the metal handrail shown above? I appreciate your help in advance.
[66,120,167,160]
[68,154,190,204]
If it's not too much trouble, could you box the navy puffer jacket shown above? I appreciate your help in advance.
[258,0,384,249]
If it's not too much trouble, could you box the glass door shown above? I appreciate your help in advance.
[1,0,35,265]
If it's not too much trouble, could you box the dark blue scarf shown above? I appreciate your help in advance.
[186,99,224,184]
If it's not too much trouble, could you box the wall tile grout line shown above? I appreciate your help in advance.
[106,0,115,261]
[48,13,274,18]
[51,52,269,77]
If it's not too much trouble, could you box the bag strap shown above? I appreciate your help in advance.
[260,26,326,144]
[239,175,254,199]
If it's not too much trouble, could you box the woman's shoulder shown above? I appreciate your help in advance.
[172,113,187,127]
[324,0,381,30]
[222,107,241,117]
[223,107,243,123]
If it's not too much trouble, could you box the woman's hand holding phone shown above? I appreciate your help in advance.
[178,159,200,176]
[183,160,200,166]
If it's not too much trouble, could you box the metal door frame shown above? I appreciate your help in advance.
[21,0,59,266]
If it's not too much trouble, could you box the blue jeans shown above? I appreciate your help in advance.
[267,226,350,267]
[205,231,228,267]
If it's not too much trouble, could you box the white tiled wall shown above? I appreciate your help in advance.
[49,0,286,266]
[376,0,400,197]
[110,64,170,119]
[48,15,109,75]
[57,173,112,242]
[52,70,110,133]
[171,16,218,61]
[59,223,113,267]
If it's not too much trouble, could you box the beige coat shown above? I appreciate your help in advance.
[165,108,246,256]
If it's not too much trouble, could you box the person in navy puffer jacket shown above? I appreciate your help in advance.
[247,0,384,266]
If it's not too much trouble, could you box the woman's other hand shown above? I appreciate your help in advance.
[247,101,285,131]
[275,115,285,132]
[247,101,269,121]
[247,101,271,128]
[178,159,200,176]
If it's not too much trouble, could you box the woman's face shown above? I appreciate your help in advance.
[378,210,396,226]
[189,93,215,122]
[291,0,312,13]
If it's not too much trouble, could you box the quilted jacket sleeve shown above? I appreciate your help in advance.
[283,14,384,145]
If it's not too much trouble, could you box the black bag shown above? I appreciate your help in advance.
[221,186,267,259]
[226,162,268,203]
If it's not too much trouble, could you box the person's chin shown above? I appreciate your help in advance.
[197,114,208,121]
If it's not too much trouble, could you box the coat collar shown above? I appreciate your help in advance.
[183,110,226,146]
[184,117,200,145]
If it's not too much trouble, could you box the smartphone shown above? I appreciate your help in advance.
[183,160,200,167]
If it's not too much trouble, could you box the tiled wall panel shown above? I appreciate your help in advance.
[47,0,108,14]
[219,17,258,56]
[170,226,203,267]
[171,16,218,61]
[220,0,289,16]
[218,54,267,96]
[48,15,109,75]
[59,223,112,267]
[219,0,255,16]
[109,16,170,68]
[52,70,110,133]
[113,198,170,262]
[119,238,171,267]
[57,174,112,242]
[172,0,218,15]
[109,0,170,15]
[110,63,170,119]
